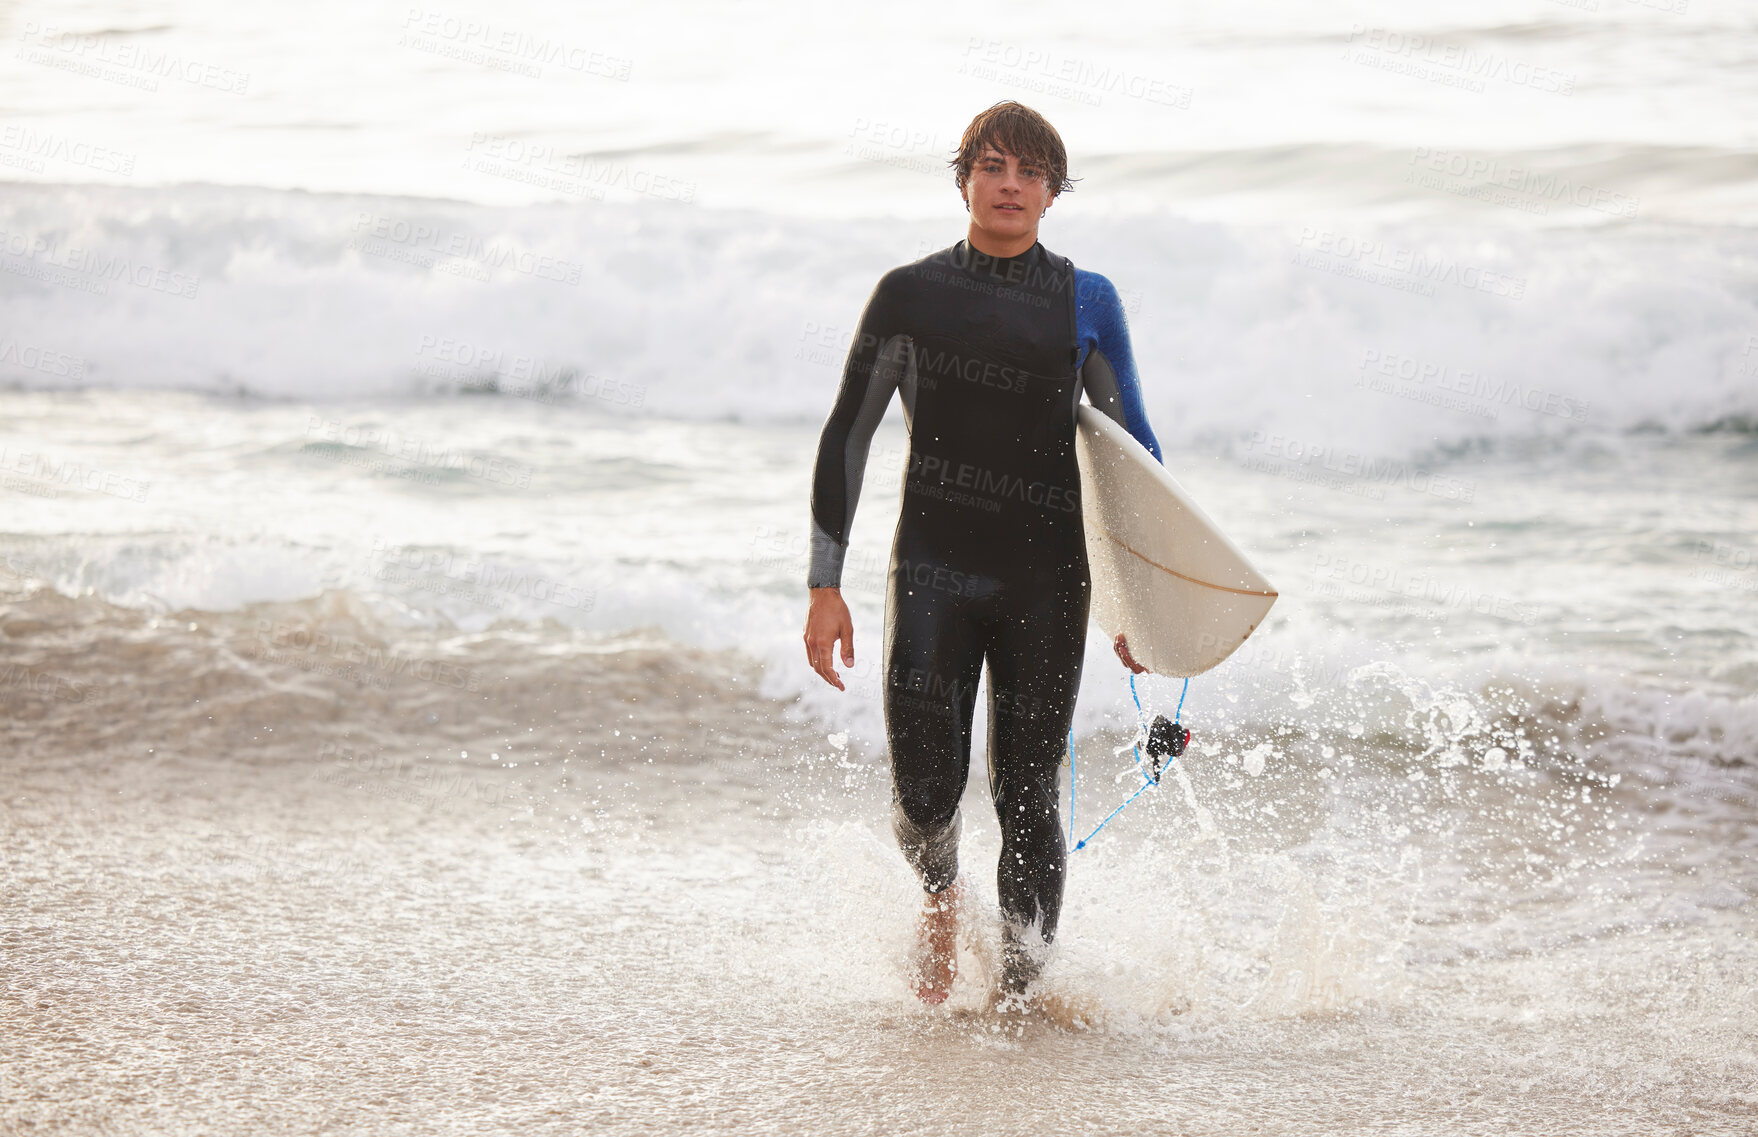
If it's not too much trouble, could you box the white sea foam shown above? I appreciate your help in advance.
[3,183,1755,462]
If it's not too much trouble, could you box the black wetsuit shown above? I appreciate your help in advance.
[809,238,1160,985]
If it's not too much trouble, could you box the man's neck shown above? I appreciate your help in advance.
[965,224,1038,260]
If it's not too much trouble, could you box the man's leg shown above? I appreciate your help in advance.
[983,570,1089,994]
[884,570,984,1000]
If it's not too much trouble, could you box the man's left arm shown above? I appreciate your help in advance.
[1075,269,1163,463]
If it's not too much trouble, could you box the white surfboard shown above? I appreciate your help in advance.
[1074,405,1277,677]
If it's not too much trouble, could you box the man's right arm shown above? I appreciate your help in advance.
[808,270,908,588]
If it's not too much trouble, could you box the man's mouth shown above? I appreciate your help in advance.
[995,203,1022,211]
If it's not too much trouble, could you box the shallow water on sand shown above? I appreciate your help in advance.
[3,601,1752,1135]
[2,391,1755,1133]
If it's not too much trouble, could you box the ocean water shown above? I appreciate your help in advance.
[3,1,1756,1134]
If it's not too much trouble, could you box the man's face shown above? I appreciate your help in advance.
[962,146,1054,243]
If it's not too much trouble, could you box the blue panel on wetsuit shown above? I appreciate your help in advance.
[1074,268,1163,463]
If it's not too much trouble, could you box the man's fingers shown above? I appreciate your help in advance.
[817,646,844,690]
[804,597,855,691]
[805,630,846,691]
[1114,632,1147,674]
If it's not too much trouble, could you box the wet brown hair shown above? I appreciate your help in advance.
[949,101,1077,198]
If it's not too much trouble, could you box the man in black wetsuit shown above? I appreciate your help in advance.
[802,102,1160,1004]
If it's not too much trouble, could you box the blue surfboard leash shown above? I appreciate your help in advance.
[1067,673,1190,851]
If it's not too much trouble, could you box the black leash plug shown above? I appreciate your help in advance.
[1145,714,1190,783]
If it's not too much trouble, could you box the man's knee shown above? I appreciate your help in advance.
[894,773,960,831]
[994,771,1062,838]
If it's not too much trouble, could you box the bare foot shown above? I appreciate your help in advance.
[910,881,961,1004]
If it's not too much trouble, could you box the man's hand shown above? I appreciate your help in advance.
[1113,632,1148,675]
[804,587,855,691]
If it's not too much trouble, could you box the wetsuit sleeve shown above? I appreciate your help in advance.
[808,270,910,588]
[1076,269,1163,463]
